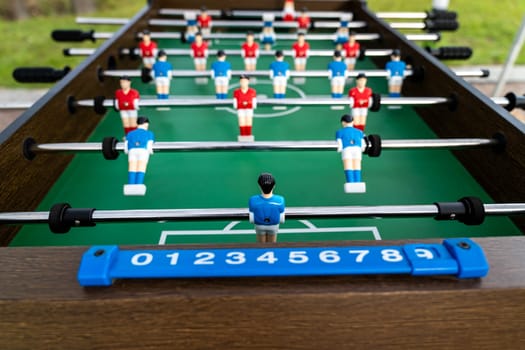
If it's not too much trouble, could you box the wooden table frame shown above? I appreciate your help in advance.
[1,1,524,348]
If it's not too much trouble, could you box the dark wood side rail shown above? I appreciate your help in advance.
[353,3,525,231]
[1,237,524,349]
[0,6,156,244]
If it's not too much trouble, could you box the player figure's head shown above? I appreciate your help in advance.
[275,50,284,60]
[356,72,367,88]
[333,50,342,60]
[120,75,131,90]
[217,50,226,60]
[341,114,354,127]
[200,6,208,16]
[284,0,294,11]
[258,173,276,195]
[246,31,255,43]
[137,116,150,129]
[239,74,250,89]
[195,32,203,43]
[157,50,167,61]
[348,31,356,42]
[391,49,401,61]
[300,7,308,16]
[142,29,151,43]
[297,32,305,44]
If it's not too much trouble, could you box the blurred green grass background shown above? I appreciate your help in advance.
[1,0,524,88]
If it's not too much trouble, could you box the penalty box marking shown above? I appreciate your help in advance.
[159,219,381,245]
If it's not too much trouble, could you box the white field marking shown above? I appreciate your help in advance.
[158,225,382,244]
[224,80,306,118]
[273,106,287,110]
[299,220,317,229]
[330,106,345,110]
[156,107,172,111]
[223,221,241,231]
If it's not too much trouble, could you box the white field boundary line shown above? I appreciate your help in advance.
[159,221,381,245]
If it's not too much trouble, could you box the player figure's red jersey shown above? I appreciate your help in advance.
[139,41,158,58]
[343,41,361,58]
[348,87,372,108]
[198,14,211,28]
[115,89,140,110]
[191,41,209,58]
[292,42,310,58]
[242,42,260,58]
[297,15,310,29]
[234,88,257,109]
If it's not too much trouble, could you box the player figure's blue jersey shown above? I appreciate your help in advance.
[336,126,364,149]
[152,61,173,78]
[249,194,285,225]
[260,33,276,45]
[334,32,349,45]
[211,60,232,77]
[386,60,406,77]
[127,128,155,150]
[270,61,290,77]
[328,60,347,77]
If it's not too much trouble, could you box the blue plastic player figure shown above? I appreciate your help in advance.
[269,50,290,98]
[211,50,232,99]
[151,50,173,99]
[249,173,285,243]
[260,13,276,51]
[385,49,406,97]
[184,11,198,43]
[335,114,366,193]
[328,50,347,98]
[124,117,155,196]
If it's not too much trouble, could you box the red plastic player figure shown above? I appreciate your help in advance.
[233,75,257,142]
[114,76,140,135]
[138,30,158,69]
[282,0,295,21]
[197,6,212,36]
[343,31,361,71]
[242,32,260,72]
[348,73,373,131]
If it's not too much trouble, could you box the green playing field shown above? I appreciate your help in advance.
[10,37,521,247]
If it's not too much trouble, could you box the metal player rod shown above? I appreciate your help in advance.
[1,203,524,225]
[66,47,398,58]
[75,96,451,108]
[26,138,500,155]
[101,68,489,79]
[0,102,33,110]
[157,8,457,20]
[76,17,367,28]
[54,30,439,42]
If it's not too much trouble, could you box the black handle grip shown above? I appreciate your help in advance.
[52,29,95,42]
[426,46,473,60]
[504,92,525,111]
[427,9,458,20]
[12,66,70,83]
[425,19,459,31]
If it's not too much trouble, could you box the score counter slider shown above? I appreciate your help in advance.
[77,238,489,286]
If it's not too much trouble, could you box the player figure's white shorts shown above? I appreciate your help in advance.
[194,57,207,66]
[345,57,357,66]
[119,110,138,119]
[352,107,369,117]
[142,57,155,66]
[128,148,150,162]
[388,76,404,86]
[214,76,230,87]
[331,76,346,87]
[237,108,254,118]
[342,146,362,160]
[244,57,257,66]
[273,76,288,86]
[255,224,279,235]
[155,77,170,86]
[294,57,307,66]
